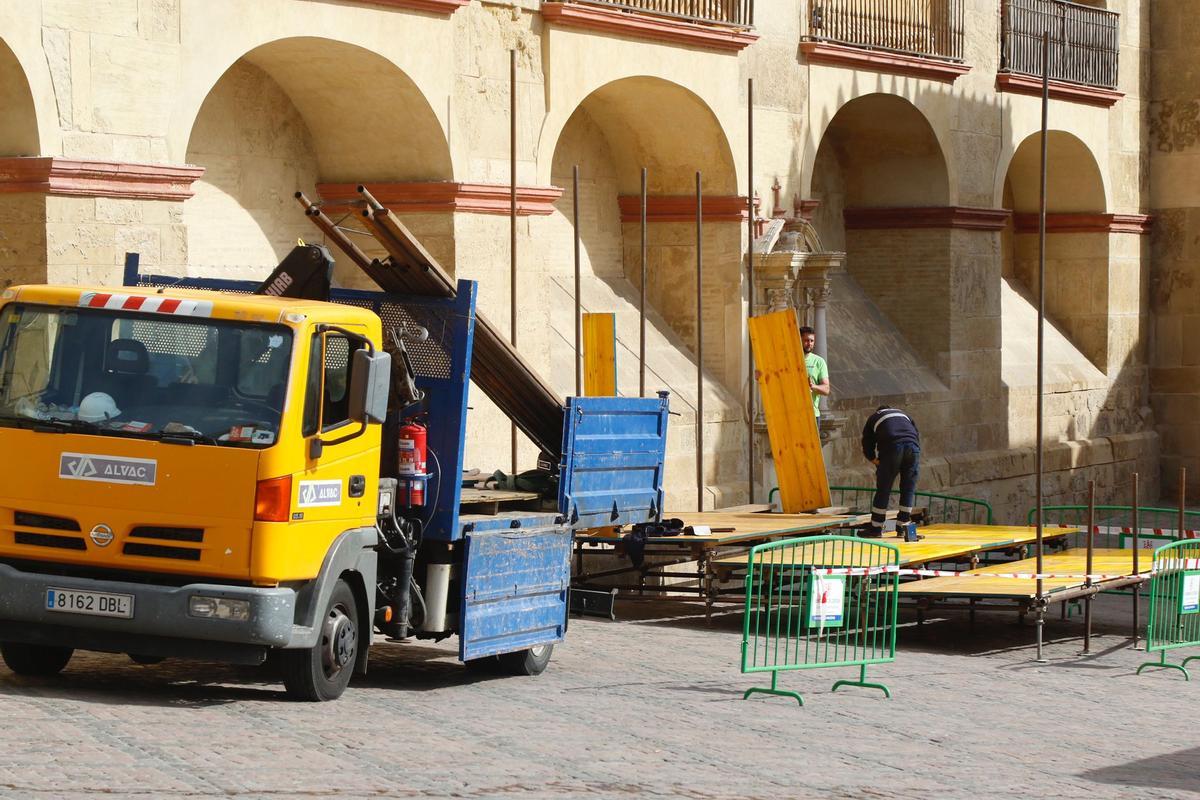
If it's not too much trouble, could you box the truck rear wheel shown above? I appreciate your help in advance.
[497,643,553,676]
[1,643,73,676]
[281,579,358,701]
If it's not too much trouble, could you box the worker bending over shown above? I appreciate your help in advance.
[860,405,920,538]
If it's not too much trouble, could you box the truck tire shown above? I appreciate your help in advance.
[1,643,73,676]
[281,579,359,701]
[496,643,553,676]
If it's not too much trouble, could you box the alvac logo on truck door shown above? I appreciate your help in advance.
[298,479,342,508]
[59,453,157,486]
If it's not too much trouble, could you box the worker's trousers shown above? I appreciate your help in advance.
[870,444,921,530]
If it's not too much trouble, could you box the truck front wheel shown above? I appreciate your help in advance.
[497,643,553,676]
[1,643,73,676]
[281,579,359,701]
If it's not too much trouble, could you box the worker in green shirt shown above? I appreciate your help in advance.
[800,326,829,421]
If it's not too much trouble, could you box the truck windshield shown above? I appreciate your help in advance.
[0,303,293,447]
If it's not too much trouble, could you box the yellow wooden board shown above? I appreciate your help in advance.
[582,312,617,396]
[895,548,1153,598]
[748,309,829,512]
[712,540,979,569]
[906,523,1074,547]
[711,524,1076,571]
[576,512,853,548]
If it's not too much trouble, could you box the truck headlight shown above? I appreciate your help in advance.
[189,595,250,621]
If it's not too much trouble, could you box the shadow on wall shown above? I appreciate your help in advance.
[809,79,1152,502]
[0,37,46,286]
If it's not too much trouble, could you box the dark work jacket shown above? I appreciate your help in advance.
[861,407,920,460]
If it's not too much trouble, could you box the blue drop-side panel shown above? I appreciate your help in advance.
[459,527,572,661]
[558,395,669,529]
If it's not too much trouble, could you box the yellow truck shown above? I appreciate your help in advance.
[0,252,671,700]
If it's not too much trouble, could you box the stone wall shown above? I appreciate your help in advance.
[1149,1,1200,501]
[0,0,1171,510]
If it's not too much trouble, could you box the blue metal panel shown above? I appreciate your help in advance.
[558,393,670,529]
[126,267,477,542]
[459,527,571,661]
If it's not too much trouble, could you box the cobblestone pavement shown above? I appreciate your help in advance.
[1,594,1197,800]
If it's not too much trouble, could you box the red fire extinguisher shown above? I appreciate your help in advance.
[398,422,428,507]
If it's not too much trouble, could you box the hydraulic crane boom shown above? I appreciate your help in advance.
[295,189,565,462]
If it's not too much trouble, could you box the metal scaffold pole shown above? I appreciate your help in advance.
[509,48,518,474]
[696,170,704,513]
[574,165,582,397]
[640,167,648,398]
[1035,30,1049,664]
[746,77,756,504]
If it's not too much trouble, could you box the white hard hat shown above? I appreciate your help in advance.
[78,392,121,423]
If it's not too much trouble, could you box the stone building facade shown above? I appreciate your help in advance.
[0,0,1189,520]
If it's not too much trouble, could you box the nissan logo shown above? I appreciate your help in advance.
[89,524,114,548]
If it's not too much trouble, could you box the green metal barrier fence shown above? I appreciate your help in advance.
[1028,505,1200,542]
[767,485,993,525]
[741,535,899,706]
[1137,539,1200,681]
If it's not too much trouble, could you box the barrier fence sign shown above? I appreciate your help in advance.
[1138,540,1200,680]
[741,535,899,706]
[1182,572,1200,615]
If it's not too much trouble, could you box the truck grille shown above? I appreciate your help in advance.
[122,542,202,561]
[128,526,204,543]
[14,511,81,532]
[14,531,87,551]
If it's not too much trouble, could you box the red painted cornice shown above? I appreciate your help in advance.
[1012,212,1152,235]
[800,41,970,83]
[318,182,564,216]
[0,157,204,200]
[843,206,1011,230]
[617,194,751,223]
[996,72,1123,108]
[348,0,468,13]
[541,2,757,53]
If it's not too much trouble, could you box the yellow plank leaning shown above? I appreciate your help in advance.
[748,308,831,512]
[582,312,617,396]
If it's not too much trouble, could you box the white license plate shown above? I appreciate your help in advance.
[45,588,134,619]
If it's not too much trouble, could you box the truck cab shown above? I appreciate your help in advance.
[0,277,669,701]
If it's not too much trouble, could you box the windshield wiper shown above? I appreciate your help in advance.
[148,429,220,446]
[38,417,109,435]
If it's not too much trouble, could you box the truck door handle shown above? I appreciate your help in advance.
[349,475,366,497]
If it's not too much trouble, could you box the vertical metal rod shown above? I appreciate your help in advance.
[573,165,582,397]
[1132,472,1140,645]
[696,170,704,513]
[1179,466,1188,542]
[1083,480,1095,654]
[509,48,518,474]
[1035,30,1049,664]
[746,77,756,505]
[640,167,648,398]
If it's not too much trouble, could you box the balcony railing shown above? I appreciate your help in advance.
[802,0,965,62]
[1000,0,1119,89]
[565,0,754,28]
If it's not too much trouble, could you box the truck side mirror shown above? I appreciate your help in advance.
[349,348,391,425]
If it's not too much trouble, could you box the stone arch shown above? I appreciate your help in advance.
[0,38,39,156]
[0,37,45,287]
[1000,130,1110,373]
[535,75,745,507]
[543,76,740,380]
[182,37,452,278]
[1001,130,1107,214]
[810,93,953,387]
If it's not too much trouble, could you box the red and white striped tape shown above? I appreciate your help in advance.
[806,557,1200,581]
[79,292,213,318]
